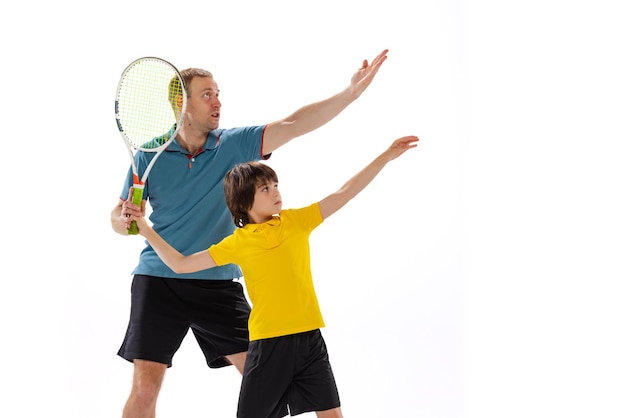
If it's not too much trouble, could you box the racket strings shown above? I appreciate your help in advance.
[116,58,183,150]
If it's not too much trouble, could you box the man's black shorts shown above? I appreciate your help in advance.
[118,274,250,368]
[237,329,341,418]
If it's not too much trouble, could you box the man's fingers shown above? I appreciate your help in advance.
[372,49,389,66]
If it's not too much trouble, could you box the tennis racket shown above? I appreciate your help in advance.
[115,57,187,234]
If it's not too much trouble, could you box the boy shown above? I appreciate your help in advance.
[127,135,419,418]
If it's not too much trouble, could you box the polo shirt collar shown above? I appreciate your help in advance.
[247,215,281,232]
[166,128,221,154]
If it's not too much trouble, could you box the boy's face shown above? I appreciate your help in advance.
[248,181,282,223]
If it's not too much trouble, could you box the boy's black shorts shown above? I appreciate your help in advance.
[117,274,250,368]
[237,329,341,418]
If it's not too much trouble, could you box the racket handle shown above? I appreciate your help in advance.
[127,185,145,235]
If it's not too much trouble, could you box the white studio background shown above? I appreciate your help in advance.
[0,1,624,417]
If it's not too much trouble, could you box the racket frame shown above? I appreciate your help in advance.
[115,57,187,234]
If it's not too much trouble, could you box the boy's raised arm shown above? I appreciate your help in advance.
[318,135,419,220]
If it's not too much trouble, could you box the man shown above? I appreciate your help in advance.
[111,49,388,418]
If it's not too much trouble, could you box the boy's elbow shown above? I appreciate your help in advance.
[170,262,188,275]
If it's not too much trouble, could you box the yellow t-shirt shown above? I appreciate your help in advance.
[208,203,325,341]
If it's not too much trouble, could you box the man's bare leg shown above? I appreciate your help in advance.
[122,359,167,418]
[225,351,247,374]
[317,407,343,418]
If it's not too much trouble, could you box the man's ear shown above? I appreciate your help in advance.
[176,94,184,110]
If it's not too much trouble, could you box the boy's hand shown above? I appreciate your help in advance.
[385,135,419,161]
[120,187,145,220]
[122,187,149,234]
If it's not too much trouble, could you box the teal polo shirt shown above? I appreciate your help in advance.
[121,125,268,280]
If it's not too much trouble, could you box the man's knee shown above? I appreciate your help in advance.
[132,359,167,396]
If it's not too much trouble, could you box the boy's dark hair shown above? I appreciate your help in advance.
[224,161,279,227]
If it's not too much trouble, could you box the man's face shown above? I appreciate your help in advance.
[184,76,221,131]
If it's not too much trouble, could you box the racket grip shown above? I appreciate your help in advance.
[127,185,145,235]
